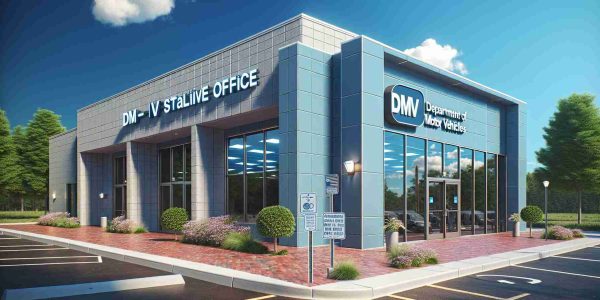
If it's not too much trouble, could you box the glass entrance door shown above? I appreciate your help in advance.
[427,178,460,239]
[159,144,192,224]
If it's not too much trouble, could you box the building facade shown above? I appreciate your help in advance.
[49,14,526,249]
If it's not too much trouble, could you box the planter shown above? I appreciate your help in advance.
[512,221,521,237]
[385,231,399,251]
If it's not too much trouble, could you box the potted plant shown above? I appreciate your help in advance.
[384,218,404,251]
[509,213,521,237]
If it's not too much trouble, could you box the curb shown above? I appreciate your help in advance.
[1,227,598,299]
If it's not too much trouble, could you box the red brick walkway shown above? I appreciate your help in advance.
[0,224,558,285]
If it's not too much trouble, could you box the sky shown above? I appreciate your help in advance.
[1,0,599,171]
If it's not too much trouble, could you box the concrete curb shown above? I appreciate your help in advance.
[1,274,185,300]
[1,227,598,299]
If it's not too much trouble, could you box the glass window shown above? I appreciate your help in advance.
[487,154,497,233]
[160,149,171,183]
[172,145,184,182]
[444,145,459,179]
[160,186,170,214]
[186,184,192,219]
[406,137,426,241]
[246,132,265,222]
[227,129,279,222]
[227,137,245,220]
[460,148,474,235]
[474,151,486,234]
[265,129,279,207]
[384,132,405,241]
[185,144,191,182]
[498,155,507,232]
[427,141,443,177]
[114,156,126,185]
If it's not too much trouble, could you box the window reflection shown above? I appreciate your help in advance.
[384,132,405,241]
[487,154,497,233]
[460,148,474,235]
[474,151,486,234]
[444,145,459,179]
[427,141,443,177]
[406,137,426,241]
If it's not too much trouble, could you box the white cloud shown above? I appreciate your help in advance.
[403,38,468,75]
[92,0,175,27]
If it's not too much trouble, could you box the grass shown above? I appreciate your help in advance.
[0,211,45,223]
[534,213,600,231]
[329,261,360,280]
[221,232,269,254]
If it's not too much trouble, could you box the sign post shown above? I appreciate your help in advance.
[324,174,339,275]
[324,211,345,278]
[300,192,317,283]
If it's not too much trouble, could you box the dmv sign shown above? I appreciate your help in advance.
[384,85,425,127]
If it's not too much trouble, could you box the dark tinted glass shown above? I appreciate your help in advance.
[172,184,184,208]
[474,151,486,234]
[160,186,170,213]
[185,144,191,182]
[227,137,244,175]
[185,184,192,219]
[246,132,264,222]
[498,155,507,232]
[406,136,425,241]
[487,154,497,233]
[160,149,171,183]
[265,129,279,207]
[172,145,184,182]
[384,132,405,230]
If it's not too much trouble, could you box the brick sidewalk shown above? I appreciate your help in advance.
[0,224,558,285]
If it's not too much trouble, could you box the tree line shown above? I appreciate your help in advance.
[531,93,600,222]
[0,108,65,211]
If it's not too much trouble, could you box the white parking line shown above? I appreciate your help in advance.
[0,255,99,261]
[513,265,600,279]
[0,256,102,267]
[0,244,56,248]
[0,247,67,252]
[554,256,600,263]
[0,238,20,240]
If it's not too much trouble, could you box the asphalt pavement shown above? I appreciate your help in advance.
[378,246,600,300]
[0,233,288,300]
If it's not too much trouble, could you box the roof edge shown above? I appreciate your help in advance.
[49,127,77,140]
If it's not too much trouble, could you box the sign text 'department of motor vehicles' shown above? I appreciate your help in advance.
[300,193,317,215]
[323,212,345,240]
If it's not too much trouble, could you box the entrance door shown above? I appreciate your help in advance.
[427,178,460,239]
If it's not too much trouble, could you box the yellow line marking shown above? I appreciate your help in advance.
[387,295,415,300]
[245,295,275,300]
[506,293,530,300]
[428,284,504,300]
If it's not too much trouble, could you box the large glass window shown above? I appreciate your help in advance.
[498,155,507,232]
[159,144,192,220]
[444,145,459,179]
[474,151,486,234]
[384,132,405,241]
[487,154,497,233]
[427,141,443,177]
[460,148,473,235]
[114,156,127,217]
[406,137,426,241]
[227,129,279,222]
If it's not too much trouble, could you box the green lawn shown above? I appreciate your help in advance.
[535,213,600,231]
[0,211,45,224]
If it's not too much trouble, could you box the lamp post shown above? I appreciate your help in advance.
[543,181,550,240]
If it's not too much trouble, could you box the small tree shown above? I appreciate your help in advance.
[520,206,543,238]
[160,207,188,240]
[256,205,295,253]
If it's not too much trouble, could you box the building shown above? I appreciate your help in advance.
[48,14,526,249]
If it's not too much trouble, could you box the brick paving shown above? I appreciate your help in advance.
[0,224,559,285]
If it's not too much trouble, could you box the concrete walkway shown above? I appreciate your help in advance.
[1,226,598,299]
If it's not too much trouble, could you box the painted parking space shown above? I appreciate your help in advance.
[379,247,600,300]
[0,234,285,300]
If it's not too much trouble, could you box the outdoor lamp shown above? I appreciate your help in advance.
[344,160,355,175]
[543,181,549,188]
[52,192,56,200]
[543,180,550,240]
[99,192,105,199]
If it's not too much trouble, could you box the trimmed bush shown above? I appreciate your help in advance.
[221,232,268,254]
[107,216,146,234]
[572,229,585,238]
[329,261,359,280]
[520,206,543,237]
[37,212,80,228]
[387,244,438,269]
[182,215,250,247]
[256,206,295,253]
[161,207,188,234]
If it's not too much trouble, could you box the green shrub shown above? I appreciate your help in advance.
[329,261,359,280]
[55,217,80,228]
[271,249,288,256]
[0,211,45,219]
[572,229,585,238]
[161,208,188,231]
[221,232,269,254]
[387,244,438,268]
[384,218,405,233]
[256,206,295,253]
[520,206,543,237]
[134,226,147,234]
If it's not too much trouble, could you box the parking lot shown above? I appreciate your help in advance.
[378,246,600,300]
[0,233,283,300]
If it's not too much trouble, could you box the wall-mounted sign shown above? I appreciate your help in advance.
[385,84,467,134]
[122,69,259,127]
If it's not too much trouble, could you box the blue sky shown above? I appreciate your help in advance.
[1,0,598,171]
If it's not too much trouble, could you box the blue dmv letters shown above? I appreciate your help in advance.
[384,85,425,127]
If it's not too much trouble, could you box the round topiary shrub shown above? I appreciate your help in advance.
[161,207,189,240]
[520,205,543,238]
[256,205,295,253]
